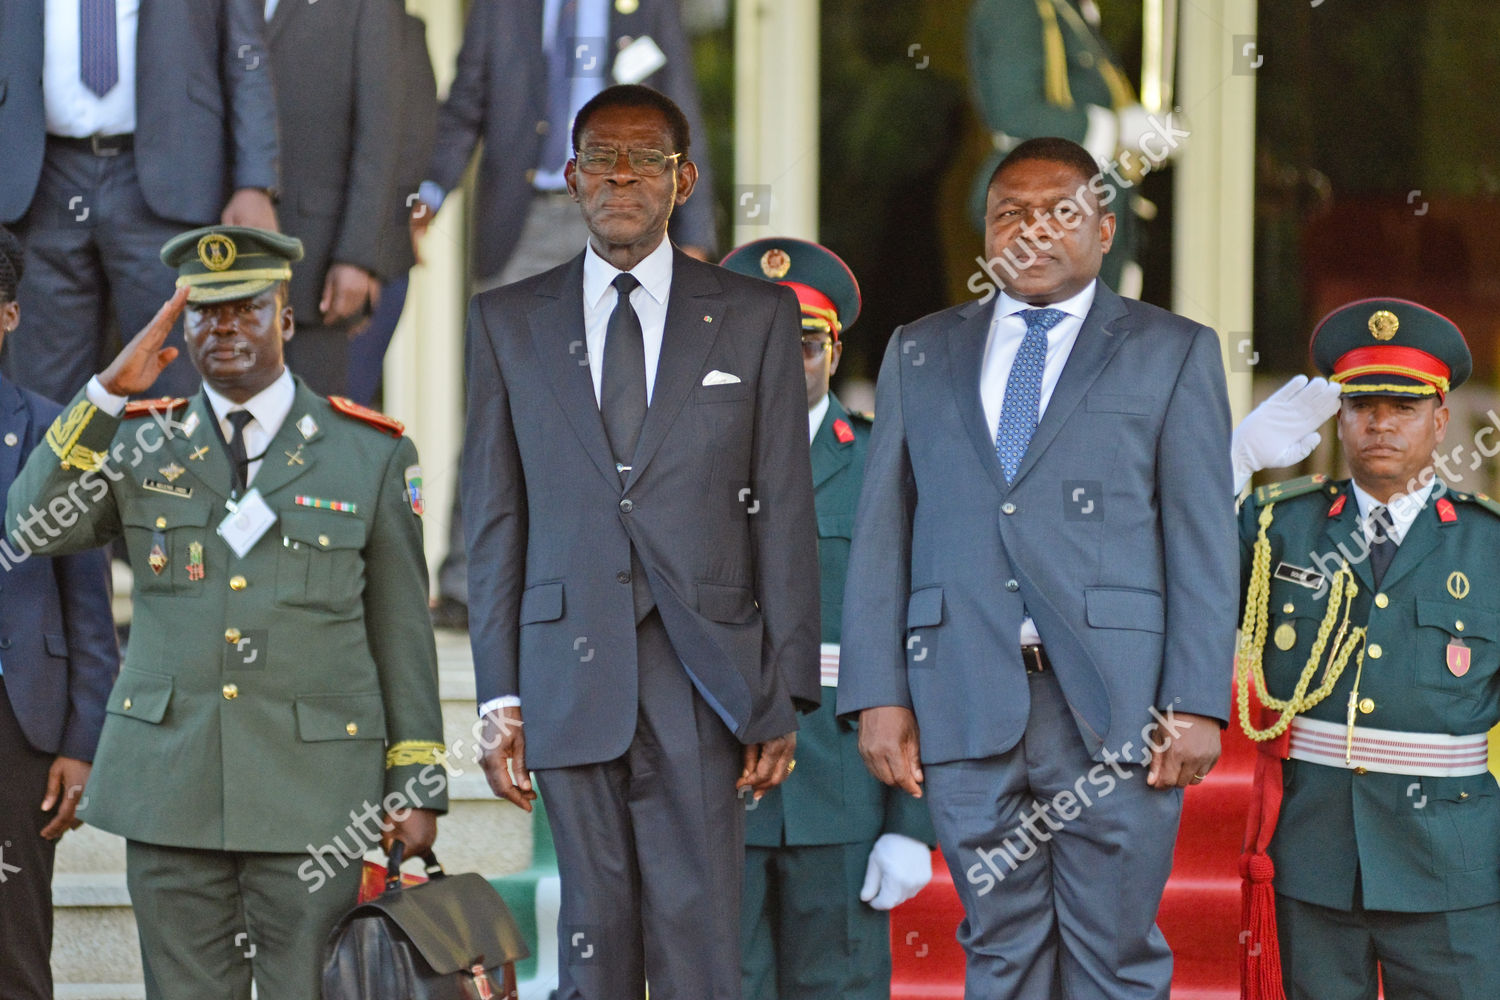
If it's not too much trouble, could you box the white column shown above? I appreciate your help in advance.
[386,0,467,586]
[1173,0,1258,422]
[733,0,819,244]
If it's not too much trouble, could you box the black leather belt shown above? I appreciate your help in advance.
[1021,645,1049,674]
[49,134,133,156]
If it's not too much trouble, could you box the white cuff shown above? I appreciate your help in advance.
[418,181,447,212]
[86,375,128,417]
[1082,104,1119,164]
[477,695,521,717]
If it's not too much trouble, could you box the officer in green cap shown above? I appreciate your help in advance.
[721,237,935,1000]
[5,225,447,1000]
[1232,298,1500,1000]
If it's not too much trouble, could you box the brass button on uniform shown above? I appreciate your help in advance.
[122,698,133,711]
[318,534,330,547]
[155,516,167,529]
[1455,620,1464,632]
[1374,593,1389,609]
[1367,644,1383,659]
[1460,791,1471,800]
[222,683,239,700]
[1283,603,1295,614]
[345,722,359,736]
[1353,766,1368,775]
[225,627,241,644]
[1358,697,1375,715]
[230,575,247,591]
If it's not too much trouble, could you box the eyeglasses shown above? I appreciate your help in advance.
[574,147,682,177]
[801,335,833,360]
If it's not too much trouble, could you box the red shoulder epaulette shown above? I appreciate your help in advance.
[328,396,405,436]
[123,397,189,418]
[833,418,855,444]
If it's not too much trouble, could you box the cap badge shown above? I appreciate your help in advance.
[197,233,237,272]
[760,248,791,279]
[1368,309,1399,341]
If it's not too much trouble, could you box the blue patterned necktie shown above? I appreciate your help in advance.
[80,0,120,98]
[995,308,1066,483]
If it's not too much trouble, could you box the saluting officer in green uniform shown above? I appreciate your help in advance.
[5,226,447,1000]
[721,238,935,1000]
[1234,299,1500,1000]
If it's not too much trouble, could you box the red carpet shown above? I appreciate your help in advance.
[890,721,1258,999]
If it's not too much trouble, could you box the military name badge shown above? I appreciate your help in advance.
[405,465,424,516]
[1447,637,1471,677]
[186,541,205,581]
[1274,561,1324,591]
[143,478,192,498]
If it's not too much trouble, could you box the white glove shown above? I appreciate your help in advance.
[1231,375,1343,493]
[860,833,932,911]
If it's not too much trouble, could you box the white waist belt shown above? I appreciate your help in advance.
[1288,716,1490,777]
[820,643,840,688]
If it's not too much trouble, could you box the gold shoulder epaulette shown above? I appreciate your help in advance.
[1252,473,1329,506]
[123,397,189,419]
[328,396,404,437]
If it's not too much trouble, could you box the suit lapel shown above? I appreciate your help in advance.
[528,255,620,488]
[241,380,321,499]
[811,394,855,490]
[946,300,1005,492]
[1009,283,1131,489]
[625,251,723,489]
[0,380,28,489]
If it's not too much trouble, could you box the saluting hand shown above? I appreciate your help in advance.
[98,286,189,396]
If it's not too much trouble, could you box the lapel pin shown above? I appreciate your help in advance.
[285,445,305,466]
[3,432,17,446]
[297,414,318,440]
[703,315,713,323]
[160,462,186,482]
[188,445,210,462]
[181,411,200,437]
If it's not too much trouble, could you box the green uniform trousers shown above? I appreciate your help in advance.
[1276,892,1500,1000]
[126,840,361,1000]
[741,841,892,1000]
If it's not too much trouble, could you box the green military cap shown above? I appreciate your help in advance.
[159,225,304,304]
[1310,297,1471,400]
[720,238,861,338]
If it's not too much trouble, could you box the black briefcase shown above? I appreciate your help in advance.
[322,843,530,1000]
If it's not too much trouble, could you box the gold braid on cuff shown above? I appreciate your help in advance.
[385,740,447,769]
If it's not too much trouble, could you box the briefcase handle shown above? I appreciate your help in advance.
[384,840,447,892]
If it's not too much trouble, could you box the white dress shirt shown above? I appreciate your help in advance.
[1352,479,1434,546]
[44,0,139,137]
[808,393,830,444]
[978,281,1097,645]
[479,236,675,719]
[86,368,295,488]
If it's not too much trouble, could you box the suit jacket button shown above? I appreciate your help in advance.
[619,498,634,513]
[230,575,247,591]
[222,684,239,700]
[1005,579,1019,592]
[536,120,549,135]
[617,571,632,584]
[1001,502,1017,515]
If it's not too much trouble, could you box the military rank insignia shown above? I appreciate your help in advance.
[186,541,205,581]
[405,466,425,516]
[833,418,855,444]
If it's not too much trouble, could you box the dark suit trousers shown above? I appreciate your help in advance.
[5,142,198,400]
[924,669,1182,1000]
[538,610,745,1000]
[0,677,61,1000]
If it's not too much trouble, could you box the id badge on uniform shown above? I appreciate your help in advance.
[216,488,277,558]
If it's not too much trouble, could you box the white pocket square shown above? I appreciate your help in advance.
[702,370,742,386]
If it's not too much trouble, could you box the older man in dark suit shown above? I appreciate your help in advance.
[0,227,120,1000]
[463,85,819,1000]
[0,0,279,400]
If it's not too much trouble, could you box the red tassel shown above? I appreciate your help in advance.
[1238,681,1289,1000]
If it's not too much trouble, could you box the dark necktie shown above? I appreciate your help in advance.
[540,0,578,173]
[226,410,254,495]
[600,273,647,476]
[80,0,120,98]
[1368,505,1397,589]
[995,308,1066,483]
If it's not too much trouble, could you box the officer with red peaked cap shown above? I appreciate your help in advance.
[1233,298,1500,1000]
[721,238,935,1000]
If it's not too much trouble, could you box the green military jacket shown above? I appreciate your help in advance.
[5,379,447,853]
[746,394,933,848]
[1239,476,1500,912]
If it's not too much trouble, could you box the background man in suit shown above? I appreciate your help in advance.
[0,0,279,400]
[722,237,935,1000]
[415,0,718,628]
[0,226,119,1000]
[464,85,819,1000]
[262,0,400,396]
[348,6,439,406]
[6,226,446,1000]
[840,136,1237,999]
[1235,300,1500,1000]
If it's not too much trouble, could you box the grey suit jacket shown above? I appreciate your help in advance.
[266,0,401,319]
[427,0,717,281]
[375,11,439,281]
[838,283,1237,764]
[0,0,279,226]
[462,248,820,769]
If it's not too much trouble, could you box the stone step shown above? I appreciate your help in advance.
[51,875,142,986]
[55,985,146,1000]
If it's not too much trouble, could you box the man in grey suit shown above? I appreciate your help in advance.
[0,0,279,400]
[262,0,400,396]
[840,137,1237,999]
[464,85,819,1000]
